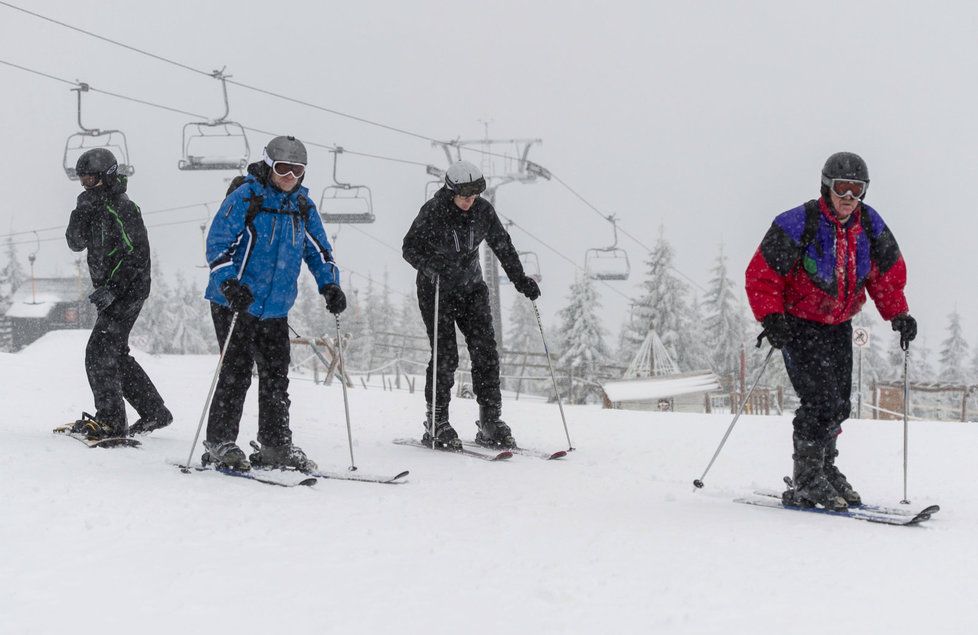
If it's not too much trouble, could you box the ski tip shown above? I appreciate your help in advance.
[392,470,410,480]
[548,451,568,460]
[494,451,514,460]
[298,478,318,487]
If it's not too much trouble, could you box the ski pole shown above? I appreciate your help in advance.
[901,343,911,504]
[181,311,239,473]
[429,276,440,448]
[287,322,357,471]
[693,346,776,489]
[532,300,574,452]
[334,314,357,471]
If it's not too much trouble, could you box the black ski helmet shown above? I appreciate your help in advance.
[445,160,487,196]
[75,148,119,178]
[821,152,869,199]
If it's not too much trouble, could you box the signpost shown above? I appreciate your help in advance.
[853,326,871,418]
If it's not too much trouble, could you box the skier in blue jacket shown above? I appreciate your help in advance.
[202,136,346,471]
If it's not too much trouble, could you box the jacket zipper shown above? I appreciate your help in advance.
[451,229,460,252]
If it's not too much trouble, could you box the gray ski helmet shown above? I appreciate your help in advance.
[445,160,487,196]
[263,135,308,166]
[821,151,870,198]
[75,148,118,177]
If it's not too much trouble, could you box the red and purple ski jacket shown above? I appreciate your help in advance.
[745,197,908,325]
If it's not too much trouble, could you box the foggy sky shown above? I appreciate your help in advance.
[2,0,976,356]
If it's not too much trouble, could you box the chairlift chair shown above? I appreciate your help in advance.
[585,215,630,281]
[319,147,375,224]
[62,83,135,180]
[424,164,445,201]
[177,69,250,172]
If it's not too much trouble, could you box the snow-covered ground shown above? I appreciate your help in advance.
[2,331,973,634]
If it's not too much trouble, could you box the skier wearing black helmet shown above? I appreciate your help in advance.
[402,160,541,450]
[745,151,917,511]
[65,148,171,440]
[202,135,345,471]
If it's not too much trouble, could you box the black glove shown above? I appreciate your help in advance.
[221,279,254,313]
[88,287,116,312]
[320,284,346,314]
[422,253,453,279]
[513,275,541,301]
[891,314,917,350]
[759,313,792,349]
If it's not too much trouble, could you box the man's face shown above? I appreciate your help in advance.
[453,194,477,211]
[270,168,300,192]
[79,174,101,190]
[829,188,860,222]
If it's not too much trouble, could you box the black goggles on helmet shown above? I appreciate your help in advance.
[451,176,486,198]
[822,176,868,199]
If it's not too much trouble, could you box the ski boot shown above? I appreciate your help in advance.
[781,434,847,511]
[474,404,517,450]
[70,412,122,441]
[421,404,462,451]
[129,407,173,436]
[823,435,861,506]
[202,440,251,471]
[249,440,318,472]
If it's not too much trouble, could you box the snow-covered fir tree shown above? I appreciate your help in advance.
[555,273,609,403]
[131,256,178,354]
[702,244,747,383]
[621,227,696,369]
[169,271,214,354]
[504,292,546,393]
[938,309,970,384]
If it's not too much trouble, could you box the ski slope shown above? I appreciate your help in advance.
[1,331,973,634]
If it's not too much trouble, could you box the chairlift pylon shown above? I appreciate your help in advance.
[177,69,250,171]
[63,83,135,180]
[585,215,630,281]
[320,147,375,224]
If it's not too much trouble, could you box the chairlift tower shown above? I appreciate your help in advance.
[432,132,550,350]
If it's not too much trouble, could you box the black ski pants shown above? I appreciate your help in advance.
[86,293,166,432]
[418,280,501,411]
[206,304,293,447]
[781,316,853,443]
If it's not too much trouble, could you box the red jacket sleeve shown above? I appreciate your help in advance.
[745,247,785,321]
[865,255,908,321]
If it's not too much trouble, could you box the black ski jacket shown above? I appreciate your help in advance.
[66,175,151,300]
[402,187,526,292]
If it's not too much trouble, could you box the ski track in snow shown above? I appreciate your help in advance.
[1,331,973,634]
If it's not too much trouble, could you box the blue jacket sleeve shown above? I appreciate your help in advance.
[206,187,251,288]
[302,201,340,289]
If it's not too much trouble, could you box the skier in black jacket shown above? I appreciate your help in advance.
[65,148,170,439]
[402,160,541,450]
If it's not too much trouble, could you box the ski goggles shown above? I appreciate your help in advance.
[271,161,306,178]
[824,178,867,199]
[451,176,487,198]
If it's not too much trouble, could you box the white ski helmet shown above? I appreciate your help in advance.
[445,160,487,196]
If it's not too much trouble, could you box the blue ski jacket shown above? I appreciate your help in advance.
[204,163,340,319]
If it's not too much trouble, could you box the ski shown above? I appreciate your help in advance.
[174,463,318,488]
[735,494,935,525]
[754,489,940,518]
[245,441,409,483]
[393,438,512,461]
[462,441,566,460]
[53,425,141,449]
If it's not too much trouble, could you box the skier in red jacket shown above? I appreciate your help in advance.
[746,152,917,510]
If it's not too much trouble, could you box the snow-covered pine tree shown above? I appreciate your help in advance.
[170,271,214,354]
[0,236,26,313]
[702,244,747,385]
[555,273,609,404]
[504,293,545,393]
[621,227,695,369]
[131,256,178,354]
[938,309,970,384]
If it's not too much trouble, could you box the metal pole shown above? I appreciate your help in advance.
[181,312,238,472]
[693,347,776,489]
[857,347,863,419]
[532,301,574,451]
[901,346,911,504]
[334,314,357,471]
[429,276,440,447]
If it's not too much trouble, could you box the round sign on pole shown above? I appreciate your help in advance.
[853,326,871,349]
